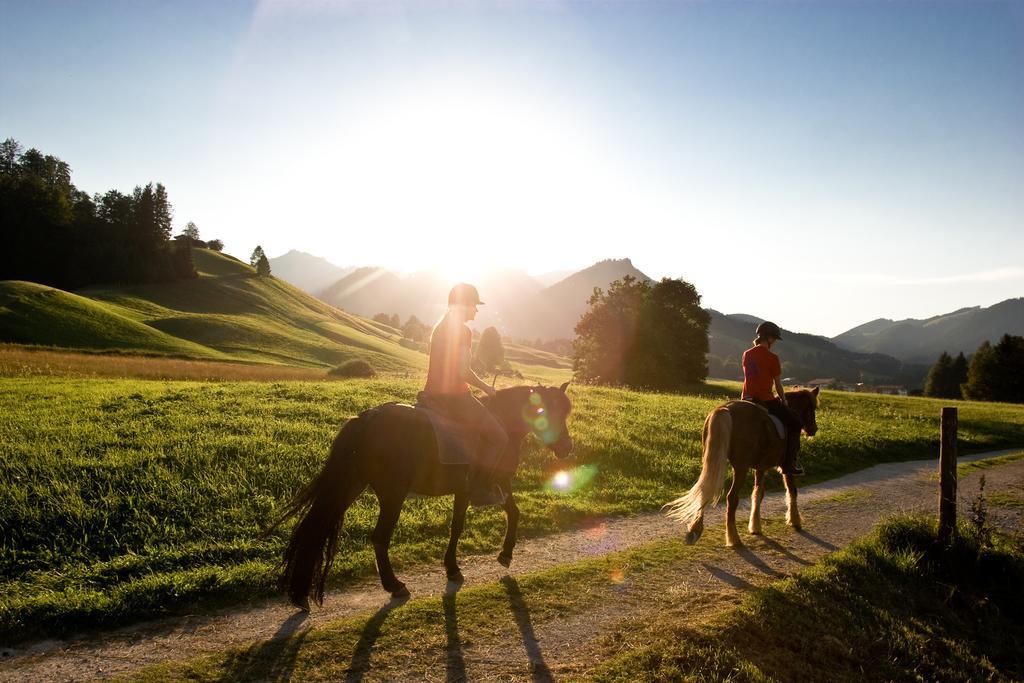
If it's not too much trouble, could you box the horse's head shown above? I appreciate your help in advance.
[786,386,820,436]
[516,381,574,458]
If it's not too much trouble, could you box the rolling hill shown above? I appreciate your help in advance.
[832,298,1024,363]
[0,249,425,372]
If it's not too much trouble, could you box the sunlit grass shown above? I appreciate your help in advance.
[1,377,1023,641]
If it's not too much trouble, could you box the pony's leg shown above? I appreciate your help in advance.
[748,469,766,535]
[497,482,518,568]
[371,495,409,597]
[725,466,744,547]
[783,473,802,530]
[444,493,470,582]
[686,513,705,545]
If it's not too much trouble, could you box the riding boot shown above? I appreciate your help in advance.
[781,433,804,476]
[468,467,506,508]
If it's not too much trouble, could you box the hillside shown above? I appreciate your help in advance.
[708,310,929,387]
[0,250,425,372]
[267,250,354,294]
[833,297,1024,363]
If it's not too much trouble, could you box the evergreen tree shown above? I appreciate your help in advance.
[924,352,954,398]
[250,245,266,267]
[183,221,200,241]
[172,240,197,279]
[951,352,968,398]
[256,253,272,277]
[963,335,1024,404]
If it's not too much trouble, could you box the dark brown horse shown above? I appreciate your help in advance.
[663,388,820,547]
[269,383,573,608]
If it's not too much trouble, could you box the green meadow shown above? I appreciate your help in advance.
[2,375,1024,643]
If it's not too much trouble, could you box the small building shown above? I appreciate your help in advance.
[806,378,840,390]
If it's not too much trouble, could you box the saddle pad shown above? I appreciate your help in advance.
[417,405,479,466]
[768,415,786,439]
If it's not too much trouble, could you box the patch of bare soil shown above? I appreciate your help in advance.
[2,449,1022,682]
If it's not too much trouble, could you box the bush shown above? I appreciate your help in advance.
[327,359,375,378]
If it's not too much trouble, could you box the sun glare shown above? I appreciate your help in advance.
[299,79,639,275]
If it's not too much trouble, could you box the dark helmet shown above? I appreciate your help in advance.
[755,321,783,340]
[448,283,484,306]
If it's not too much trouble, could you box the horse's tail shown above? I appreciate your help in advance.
[266,414,367,608]
[663,407,732,526]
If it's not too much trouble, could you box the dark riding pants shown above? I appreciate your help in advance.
[417,391,509,476]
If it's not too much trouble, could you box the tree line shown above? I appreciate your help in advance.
[1,138,222,289]
[924,335,1024,403]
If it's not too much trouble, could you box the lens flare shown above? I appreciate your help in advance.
[545,463,598,494]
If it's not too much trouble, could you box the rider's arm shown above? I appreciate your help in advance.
[774,375,788,406]
[459,352,495,396]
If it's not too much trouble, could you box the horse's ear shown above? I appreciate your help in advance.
[812,386,820,396]
[559,381,570,393]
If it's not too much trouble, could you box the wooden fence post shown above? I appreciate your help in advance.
[938,407,958,543]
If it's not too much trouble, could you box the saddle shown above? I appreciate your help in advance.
[727,400,786,439]
[409,399,480,467]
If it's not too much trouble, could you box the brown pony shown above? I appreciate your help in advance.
[663,388,820,547]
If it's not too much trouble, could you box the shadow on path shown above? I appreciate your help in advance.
[701,563,755,591]
[734,546,784,577]
[796,529,838,551]
[501,576,553,682]
[345,594,410,682]
[756,535,813,566]
[444,580,467,682]
[219,609,310,682]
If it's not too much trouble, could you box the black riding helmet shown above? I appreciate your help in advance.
[755,321,782,340]
[448,283,484,306]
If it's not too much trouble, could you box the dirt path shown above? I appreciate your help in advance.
[2,449,1022,682]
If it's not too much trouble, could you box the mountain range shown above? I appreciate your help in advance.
[312,257,649,342]
[832,298,1024,364]
[273,250,1022,387]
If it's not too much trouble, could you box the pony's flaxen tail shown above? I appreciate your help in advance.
[265,415,367,608]
[663,408,732,527]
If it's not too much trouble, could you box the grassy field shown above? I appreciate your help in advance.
[591,516,1024,682]
[0,249,425,372]
[2,376,1024,643]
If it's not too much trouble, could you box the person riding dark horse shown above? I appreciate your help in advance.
[741,321,804,476]
[417,283,508,507]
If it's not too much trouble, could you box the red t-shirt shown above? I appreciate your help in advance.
[424,317,472,394]
[742,344,781,401]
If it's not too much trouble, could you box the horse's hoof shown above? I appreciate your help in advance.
[390,583,410,598]
[447,570,465,583]
[748,528,763,536]
[685,530,700,545]
[789,523,802,531]
[497,553,512,568]
[726,538,744,548]
[290,596,310,612]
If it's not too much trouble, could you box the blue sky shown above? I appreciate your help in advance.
[2,0,1022,335]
